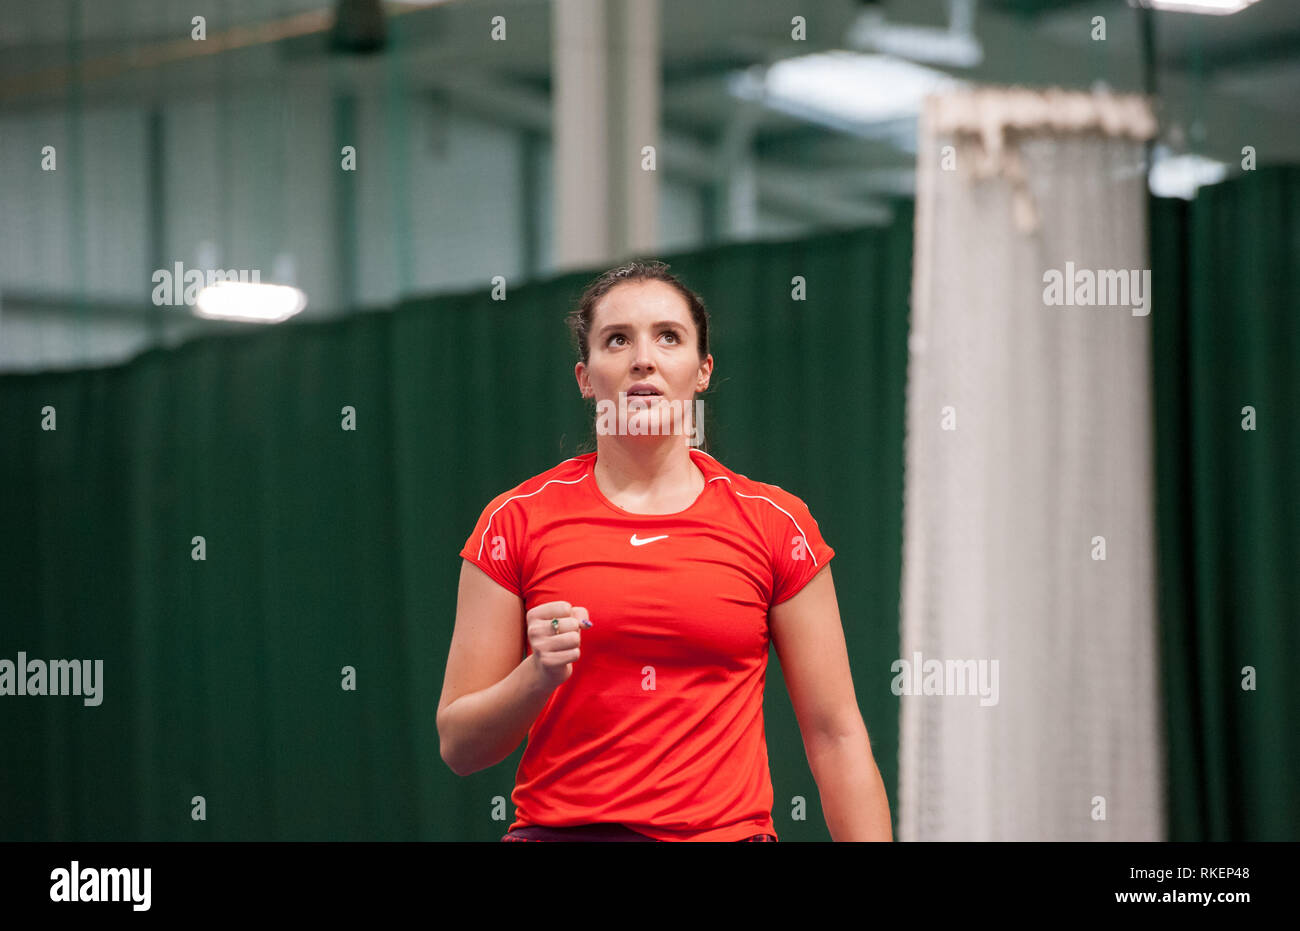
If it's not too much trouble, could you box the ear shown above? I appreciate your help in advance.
[575,361,589,398]
[696,353,713,391]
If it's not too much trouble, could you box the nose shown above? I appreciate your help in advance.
[631,339,655,372]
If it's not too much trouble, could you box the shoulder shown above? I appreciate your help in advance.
[693,451,834,580]
[692,449,818,526]
[476,453,594,517]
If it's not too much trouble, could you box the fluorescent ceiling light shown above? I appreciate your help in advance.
[195,282,308,323]
[1135,0,1260,14]
[735,51,967,126]
[1148,145,1229,199]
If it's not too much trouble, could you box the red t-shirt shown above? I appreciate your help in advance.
[457,448,835,841]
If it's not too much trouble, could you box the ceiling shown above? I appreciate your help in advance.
[0,0,1296,208]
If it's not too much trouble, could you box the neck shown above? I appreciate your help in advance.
[593,436,700,497]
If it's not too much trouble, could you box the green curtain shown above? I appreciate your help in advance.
[6,165,1297,843]
[0,208,914,840]
[1151,165,1300,841]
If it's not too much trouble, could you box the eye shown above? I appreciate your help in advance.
[605,330,681,346]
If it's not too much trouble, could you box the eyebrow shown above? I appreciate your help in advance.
[596,320,686,336]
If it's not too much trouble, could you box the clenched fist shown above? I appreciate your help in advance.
[526,601,593,688]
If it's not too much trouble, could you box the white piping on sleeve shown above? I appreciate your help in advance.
[476,474,590,560]
[730,488,820,568]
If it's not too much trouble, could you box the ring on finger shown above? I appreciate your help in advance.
[551,618,560,634]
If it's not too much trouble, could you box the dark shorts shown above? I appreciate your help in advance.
[501,823,777,842]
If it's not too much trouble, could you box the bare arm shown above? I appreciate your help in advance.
[437,560,547,776]
[769,565,893,841]
[437,560,588,776]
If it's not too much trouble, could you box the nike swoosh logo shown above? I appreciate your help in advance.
[630,534,669,546]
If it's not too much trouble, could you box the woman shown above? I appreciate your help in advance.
[437,260,892,842]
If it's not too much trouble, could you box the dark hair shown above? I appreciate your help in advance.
[566,260,710,365]
[566,260,714,455]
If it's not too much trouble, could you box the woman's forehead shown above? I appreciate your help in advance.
[594,280,691,322]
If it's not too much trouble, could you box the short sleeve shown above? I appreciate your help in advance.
[458,491,526,598]
[768,492,835,606]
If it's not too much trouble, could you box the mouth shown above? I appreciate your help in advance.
[625,383,664,398]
